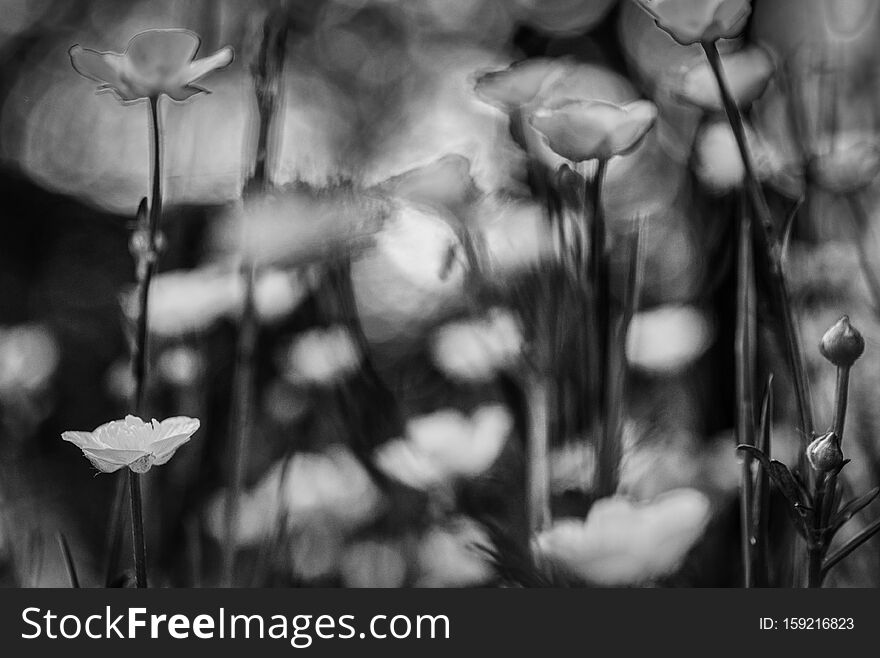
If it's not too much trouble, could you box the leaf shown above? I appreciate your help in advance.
[56,532,80,588]
[780,195,804,264]
[736,446,811,521]
[829,486,880,536]
[822,516,880,579]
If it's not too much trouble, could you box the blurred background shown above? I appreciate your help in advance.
[2,0,880,588]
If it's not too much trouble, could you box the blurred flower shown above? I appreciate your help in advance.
[535,488,711,585]
[694,120,800,194]
[156,346,204,388]
[376,404,512,489]
[378,154,479,215]
[415,517,494,587]
[62,415,199,474]
[210,188,391,268]
[473,58,569,112]
[280,325,362,386]
[104,359,136,403]
[431,308,523,382]
[0,324,59,397]
[677,46,774,111]
[340,539,408,588]
[511,0,618,36]
[810,132,880,194]
[626,305,713,374]
[69,29,233,102]
[207,447,382,546]
[819,315,865,367]
[635,0,752,46]
[126,266,308,337]
[475,195,554,275]
[550,443,595,494]
[530,100,658,161]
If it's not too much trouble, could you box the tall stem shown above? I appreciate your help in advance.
[129,471,148,588]
[221,11,287,586]
[702,41,814,445]
[526,376,551,537]
[735,201,756,587]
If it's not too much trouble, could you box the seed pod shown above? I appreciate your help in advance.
[819,315,865,367]
[807,431,844,473]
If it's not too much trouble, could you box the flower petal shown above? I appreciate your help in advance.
[69,45,128,91]
[151,416,201,442]
[183,47,234,86]
[81,448,149,473]
[125,29,200,74]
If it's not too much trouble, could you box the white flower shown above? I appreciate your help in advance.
[431,308,524,382]
[69,29,233,102]
[810,131,880,194]
[62,415,199,473]
[340,540,408,588]
[281,325,362,386]
[626,305,713,374]
[530,99,658,161]
[375,404,512,489]
[635,0,751,46]
[677,46,774,111]
[156,346,203,387]
[0,324,59,397]
[535,488,711,585]
[415,517,495,587]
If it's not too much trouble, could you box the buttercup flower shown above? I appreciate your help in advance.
[431,307,524,382]
[62,415,200,473]
[810,132,880,194]
[807,432,844,473]
[535,488,711,585]
[529,99,658,162]
[636,0,751,46]
[819,315,865,367]
[281,325,363,386]
[473,58,570,112]
[69,29,233,102]
[677,46,774,111]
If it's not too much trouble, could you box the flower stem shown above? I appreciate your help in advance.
[701,40,814,445]
[735,199,756,587]
[525,375,551,537]
[129,470,148,588]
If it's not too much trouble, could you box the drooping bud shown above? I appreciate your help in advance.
[807,431,844,473]
[819,315,865,367]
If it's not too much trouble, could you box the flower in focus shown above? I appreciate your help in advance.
[535,488,711,585]
[626,305,714,375]
[807,431,844,473]
[810,132,880,194]
[69,29,233,102]
[415,517,495,587]
[530,99,658,162]
[819,315,865,367]
[430,307,524,382]
[635,0,752,46]
[677,46,774,111]
[375,404,512,489]
[0,324,59,397]
[62,415,200,473]
[280,325,362,386]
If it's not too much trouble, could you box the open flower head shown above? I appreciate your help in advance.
[530,99,658,162]
[636,0,751,46]
[677,46,774,111]
[62,415,200,473]
[69,29,233,103]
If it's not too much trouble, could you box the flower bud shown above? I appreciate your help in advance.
[807,432,844,473]
[819,315,865,367]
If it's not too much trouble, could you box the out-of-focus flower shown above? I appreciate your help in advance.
[431,308,523,382]
[126,266,309,337]
[280,325,362,386]
[211,188,391,269]
[535,488,711,585]
[677,46,774,111]
[530,100,658,161]
[694,120,801,194]
[62,415,199,474]
[635,0,752,46]
[376,404,512,489]
[810,132,880,194]
[473,58,570,112]
[819,315,865,367]
[340,539,408,588]
[626,305,713,374]
[511,0,618,36]
[415,517,495,587]
[104,359,136,403]
[550,443,595,494]
[0,325,59,397]
[475,195,554,275]
[69,29,233,102]
[377,154,479,216]
[207,447,382,546]
[157,346,204,388]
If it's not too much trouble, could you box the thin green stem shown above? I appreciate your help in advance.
[526,376,551,537]
[821,366,851,531]
[807,472,827,588]
[702,40,814,445]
